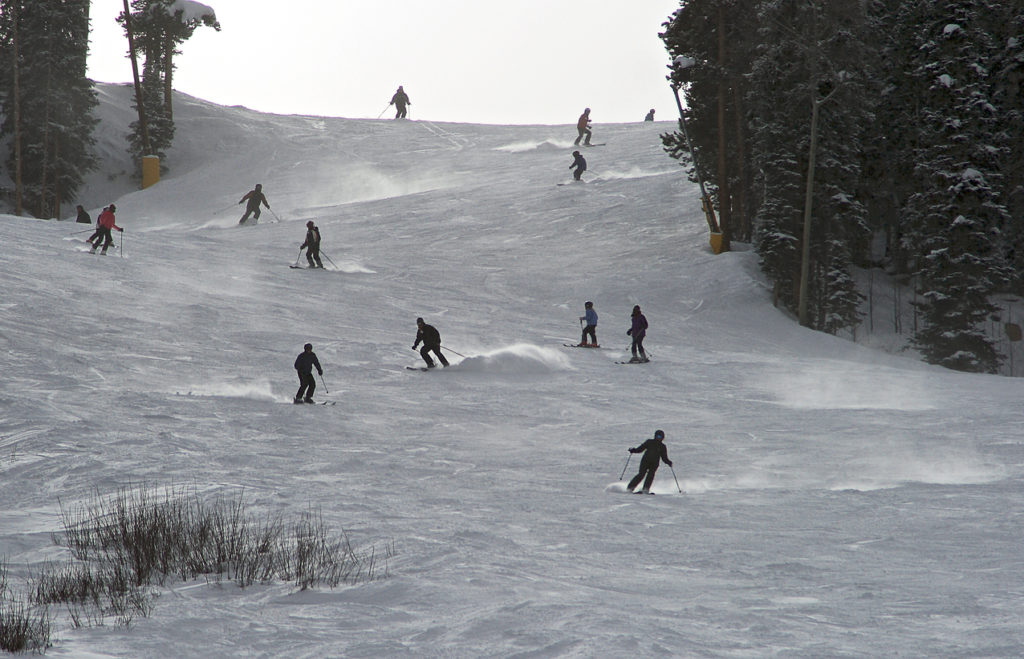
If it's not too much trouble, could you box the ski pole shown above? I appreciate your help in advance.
[619,453,632,480]
[669,465,682,493]
[69,228,93,235]
[376,103,391,119]
[269,207,283,223]
[293,249,303,267]
[319,373,328,394]
[120,230,124,258]
[440,345,467,358]
[318,250,339,269]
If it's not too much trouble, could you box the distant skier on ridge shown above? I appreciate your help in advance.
[644,109,655,122]
[300,220,323,268]
[238,183,270,224]
[294,343,323,404]
[625,429,672,494]
[412,317,449,368]
[574,108,592,146]
[569,151,587,182]
[390,86,411,119]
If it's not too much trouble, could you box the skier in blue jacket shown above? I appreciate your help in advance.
[625,429,672,494]
[578,301,598,346]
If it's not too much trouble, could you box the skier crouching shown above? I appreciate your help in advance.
[412,317,449,368]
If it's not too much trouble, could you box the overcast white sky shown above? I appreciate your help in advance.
[86,0,682,125]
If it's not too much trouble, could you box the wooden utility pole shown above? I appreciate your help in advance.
[122,0,152,155]
[9,0,24,216]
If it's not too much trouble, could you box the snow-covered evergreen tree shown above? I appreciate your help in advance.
[118,0,218,163]
[660,0,758,244]
[906,1,1012,373]
[745,0,871,333]
[0,0,97,218]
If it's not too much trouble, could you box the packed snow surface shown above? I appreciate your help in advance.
[1,84,1023,657]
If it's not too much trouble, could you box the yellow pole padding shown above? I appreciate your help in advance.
[141,155,160,189]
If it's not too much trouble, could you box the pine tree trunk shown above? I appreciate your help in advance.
[716,5,731,251]
[123,0,152,155]
[164,35,174,121]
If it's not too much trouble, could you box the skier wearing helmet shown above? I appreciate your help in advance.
[574,107,592,146]
[578,301,598,347]
[625,429,672,494]
[293,342,323,404]
[300,221,323,268]
[569,150,587,182]
[626,305,648,363]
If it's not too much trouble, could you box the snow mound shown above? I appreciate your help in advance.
[494,139,575,153]
[454,343,573,374]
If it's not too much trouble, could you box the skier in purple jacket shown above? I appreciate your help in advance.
[626,305,648,363]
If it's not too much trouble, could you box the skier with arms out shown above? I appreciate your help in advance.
[579,301,598,346]
[412,317,449,368]
[238,184,270,224]
[300,221,323,268]
[625,429,672,494]
[293,343,323,404]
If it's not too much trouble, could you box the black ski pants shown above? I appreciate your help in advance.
[631,335,646,358]
[239,204,262,223]
[420,345,449,368]
[296,370,316,399]
[306,246,323,268]
[627,458,659,492]
[92,227,114,253]
[581,324,597,345]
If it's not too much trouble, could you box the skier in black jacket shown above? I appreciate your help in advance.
[293,343,323,403]
[625,429,672,494]
[412,317,449,368]
[300,221,323,268]
[238,184,270,224]
[570,151,587,181]
[390,86,411,119]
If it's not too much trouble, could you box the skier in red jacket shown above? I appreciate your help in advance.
[90,204,123,255]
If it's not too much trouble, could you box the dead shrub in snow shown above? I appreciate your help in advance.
[54,485,391,594]
[0,560,51,653]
